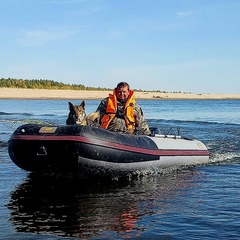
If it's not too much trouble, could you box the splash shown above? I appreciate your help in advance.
[209,152,240,164]
[0,119,52,128]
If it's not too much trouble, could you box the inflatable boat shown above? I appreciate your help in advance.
[8,124,209,175]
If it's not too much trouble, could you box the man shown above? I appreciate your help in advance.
[94,82,151,135]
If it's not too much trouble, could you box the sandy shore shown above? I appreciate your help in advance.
[0,88,240,100]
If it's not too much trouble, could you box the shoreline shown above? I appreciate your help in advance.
[1,88,240,100]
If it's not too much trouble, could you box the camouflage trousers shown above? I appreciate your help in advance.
[107,117,151,135]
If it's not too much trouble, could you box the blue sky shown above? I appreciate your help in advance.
[1,0,239,94]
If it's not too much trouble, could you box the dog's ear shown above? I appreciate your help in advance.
[68,102,74,110]
[80,100,85,110]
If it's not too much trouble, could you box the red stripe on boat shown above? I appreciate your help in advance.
[10,135,209,156]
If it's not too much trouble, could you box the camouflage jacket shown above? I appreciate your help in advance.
[96,97,151,135]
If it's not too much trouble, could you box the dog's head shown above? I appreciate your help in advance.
[66,101,87,125]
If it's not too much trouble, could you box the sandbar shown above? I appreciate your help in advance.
[0,88,240,100]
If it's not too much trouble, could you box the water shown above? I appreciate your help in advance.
[1,99,240,239]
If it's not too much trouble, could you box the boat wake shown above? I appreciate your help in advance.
[209,152,240,165]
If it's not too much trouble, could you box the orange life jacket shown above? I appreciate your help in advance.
[100,89,136,131]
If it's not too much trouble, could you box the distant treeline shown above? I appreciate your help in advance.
[0,78,111,91]
[0,78,184,93]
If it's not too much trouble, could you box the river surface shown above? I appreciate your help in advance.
[1,99,240,239]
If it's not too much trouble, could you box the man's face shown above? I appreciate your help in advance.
[116,86,130,101]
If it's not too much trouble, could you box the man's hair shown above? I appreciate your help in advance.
[116,82,130,90]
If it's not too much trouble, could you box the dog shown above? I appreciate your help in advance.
[86,111,100,127]
[66,101,87,125]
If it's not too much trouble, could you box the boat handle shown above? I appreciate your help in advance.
[37,145,47,156]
